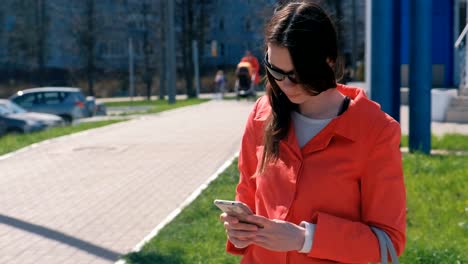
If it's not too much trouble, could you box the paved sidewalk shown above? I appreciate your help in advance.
[0,100,254,264]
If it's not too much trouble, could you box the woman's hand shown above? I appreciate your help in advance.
[244,214,306,252]
[220,213,259,249]
[220,213,306,252]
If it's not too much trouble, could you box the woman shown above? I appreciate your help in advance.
[214,70,226,99]
[219,2,406,263]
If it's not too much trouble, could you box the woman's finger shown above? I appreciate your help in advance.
[220,213,239,224]
[228,236,253,249]
[227,229,257,239]
[244,215,270,228]
[225,221,259,231]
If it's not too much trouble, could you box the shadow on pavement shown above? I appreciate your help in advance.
[0,214,122,261]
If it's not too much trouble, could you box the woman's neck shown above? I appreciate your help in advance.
[298,88,345,119]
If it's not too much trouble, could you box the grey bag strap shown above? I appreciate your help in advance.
[370,226,399,264]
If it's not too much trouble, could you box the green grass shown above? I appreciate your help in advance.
[0,120,125,156]
[401,154,467,263]
[124,137,468,264]
[401,134,468,151]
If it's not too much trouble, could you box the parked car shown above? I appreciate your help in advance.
[85,96,107,116]
[0,105,47,134]
[0,118,7,137]
[9,87,95,123]
[0,99,65,128]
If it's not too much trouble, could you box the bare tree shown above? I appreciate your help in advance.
[177,0,214,98]
[322,0,345,53]
[79,0,97,96]
[140,0,160,100]
[194,0,214,93]
[35,0,47,85]
[180,0,195,97]
[159,0,166,100]
[7,0,48,85]
[54,0,100,96]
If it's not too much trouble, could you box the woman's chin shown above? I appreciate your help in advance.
[286,94,304,104]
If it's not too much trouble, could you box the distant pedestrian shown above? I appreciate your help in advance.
[219,2,406,263]
[214,70,226,100]
[240,50,260,86]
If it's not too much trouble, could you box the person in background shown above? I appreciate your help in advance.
[214,70,226,100]
[240,50,260,86]
[219,1,406,263]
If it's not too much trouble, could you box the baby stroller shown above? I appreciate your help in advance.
[234,62,256,100]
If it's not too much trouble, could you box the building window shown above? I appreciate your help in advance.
[219,18,224,31]
[245,18,251,32]
[138,41,144,55]
[99,43,108,56]
[104,41,125,57]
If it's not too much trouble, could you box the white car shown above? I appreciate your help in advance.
[0,99,65,129]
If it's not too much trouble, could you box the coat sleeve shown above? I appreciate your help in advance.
[307,119,406,263]
[226,99,261,255]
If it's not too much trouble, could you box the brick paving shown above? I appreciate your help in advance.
[0,100,254,264]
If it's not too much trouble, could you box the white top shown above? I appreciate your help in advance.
[291,111,333,148]
[291,110,331,253]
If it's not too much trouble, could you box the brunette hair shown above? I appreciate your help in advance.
[260,1,341,172]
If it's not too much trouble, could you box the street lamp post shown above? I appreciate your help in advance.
[367,0,400,122]
[166,0,176,104]
[193,40,200,97]
[128,37,135,101]
[409,0,432,154]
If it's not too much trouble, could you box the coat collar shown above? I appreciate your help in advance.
[283,84,380,155]
[332,84,377,142]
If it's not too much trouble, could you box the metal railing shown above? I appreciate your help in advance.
[455,23,468,91]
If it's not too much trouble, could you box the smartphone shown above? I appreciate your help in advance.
[214,199,253,216]
[214,199,263,227]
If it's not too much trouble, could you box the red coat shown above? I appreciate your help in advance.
[227,84,406,263]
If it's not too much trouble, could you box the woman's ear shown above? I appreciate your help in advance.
[326,58,335,68]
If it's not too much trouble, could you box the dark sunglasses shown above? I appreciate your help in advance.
[263,53,298,83]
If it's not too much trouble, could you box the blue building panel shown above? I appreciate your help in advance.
[401,0,453,86]
[401,0,410,64]
[432,0,453,63]
[432,0,453,85]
